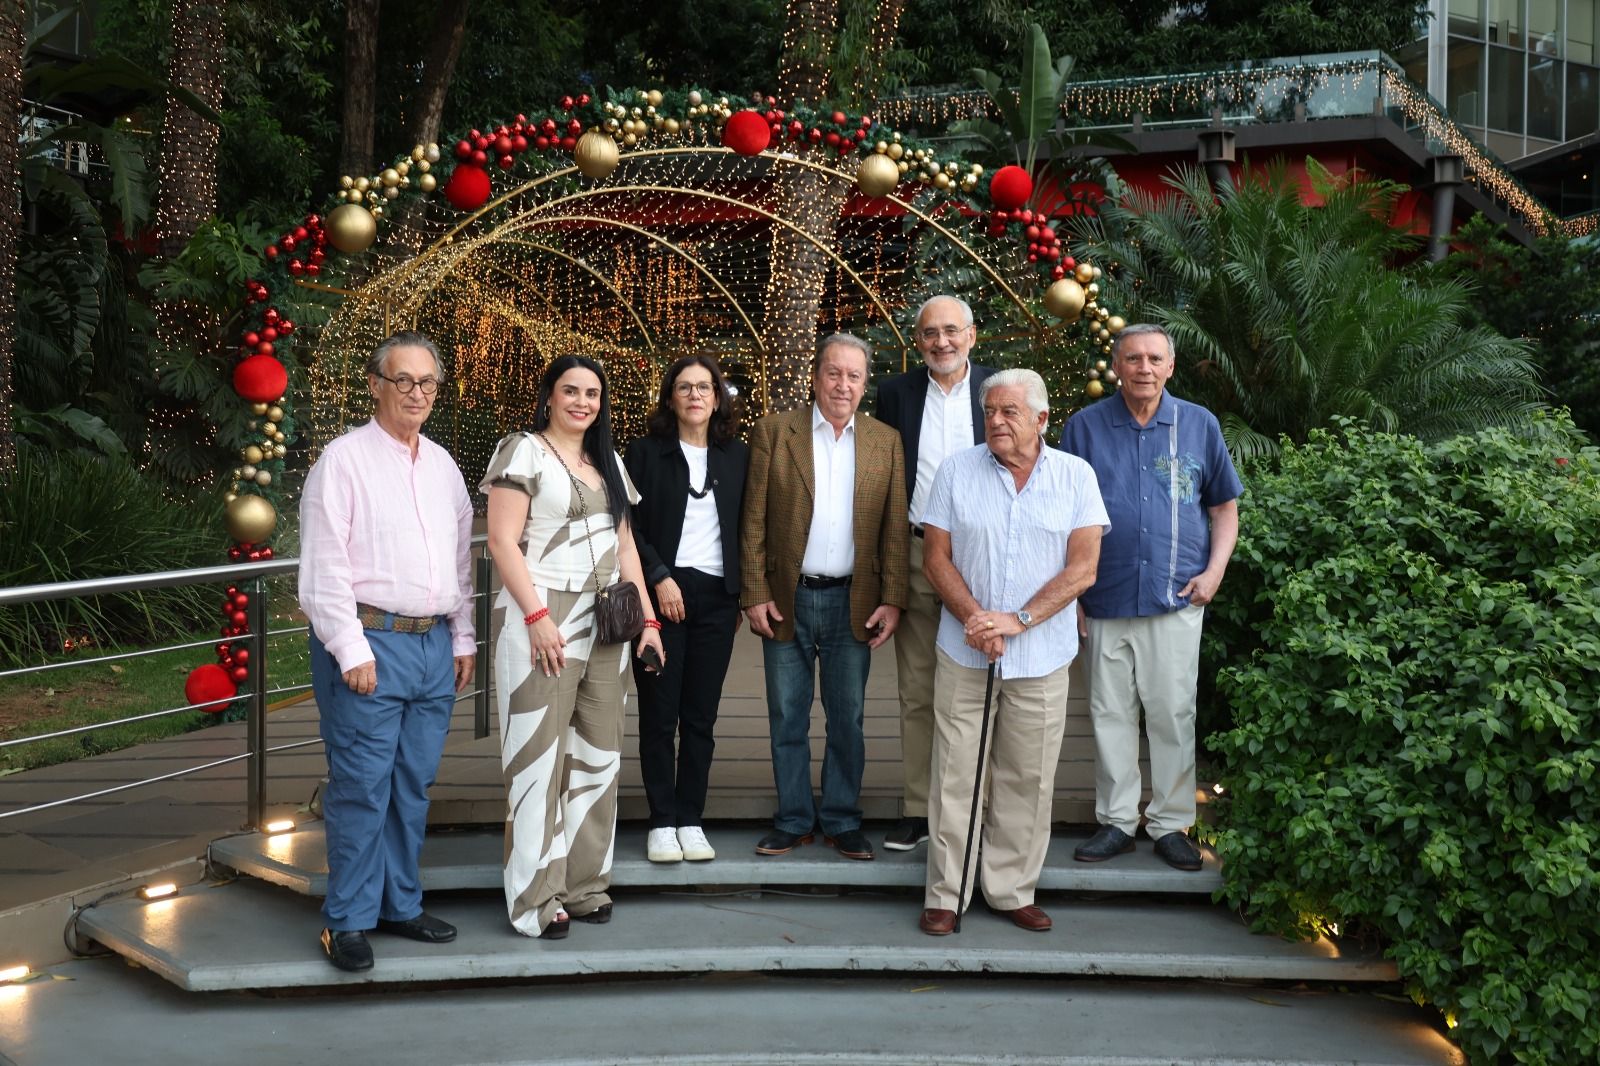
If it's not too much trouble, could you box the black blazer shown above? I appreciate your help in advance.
[873,362,996,505]
[624,433,749,598]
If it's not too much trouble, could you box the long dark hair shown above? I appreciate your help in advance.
[532,355,631,528]
[645,354,740,444]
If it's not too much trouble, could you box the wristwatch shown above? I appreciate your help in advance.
[1017,610,1036,628]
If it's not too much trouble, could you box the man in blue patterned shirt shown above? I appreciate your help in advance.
[1059,324,1241,872]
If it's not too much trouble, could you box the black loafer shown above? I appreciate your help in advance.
[883,816,929,851]
[826,828,875,861]
[755,829,814,855]
[1154,832,1204,871]
[321,928,374,972]
[571,903,612,924]
[376,911,457,943]
[1073,825,1136,862]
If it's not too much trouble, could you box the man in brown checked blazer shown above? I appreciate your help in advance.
[742,333,910,861]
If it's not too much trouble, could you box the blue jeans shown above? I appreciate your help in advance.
[310,624,455,931]
[762,583,871,836]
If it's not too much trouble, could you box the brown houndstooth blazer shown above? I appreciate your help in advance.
[740,405,910,643]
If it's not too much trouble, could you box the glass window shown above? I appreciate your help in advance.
[1572,0,1599,65]
[1488,45,1527,131]
[1529,56,1563,138]
[1450,0,1485,37]
[1488,0,1524,46]
[1528,0,1561,52]
[1568,62,1600,137]
[1449,39,1488,124]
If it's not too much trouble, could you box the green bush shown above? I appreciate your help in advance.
[0,447,224,669]
[1207,413,1599,1065]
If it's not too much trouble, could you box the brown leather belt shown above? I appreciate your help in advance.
[356,603,438,634]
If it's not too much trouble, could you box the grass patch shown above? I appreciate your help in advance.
[0,625,313,775]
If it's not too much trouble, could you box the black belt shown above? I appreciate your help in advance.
[910,525,925,539]
[799,574,852,590]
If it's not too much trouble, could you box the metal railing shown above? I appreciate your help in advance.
[0,537,493,830]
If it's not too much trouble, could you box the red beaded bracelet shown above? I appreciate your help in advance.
[642,618,663,631]
[524,607,550,625]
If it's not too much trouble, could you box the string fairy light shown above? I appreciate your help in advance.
[0,0,23,474]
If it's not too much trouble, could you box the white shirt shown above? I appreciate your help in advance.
[923,444,1109,679]
[674,440,723,575]
[909,368,975,526]
[800,403,857,577]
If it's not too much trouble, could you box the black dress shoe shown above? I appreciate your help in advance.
[1073,825,1136,862]
[571,903,612,924]
[883,816,929,851]
[376,911,457,943]
[825,828,875,861]
[755,829,814,855]
[321,928,374,972]
[1154,831,1204,871]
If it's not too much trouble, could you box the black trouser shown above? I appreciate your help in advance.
[633,566,740,829]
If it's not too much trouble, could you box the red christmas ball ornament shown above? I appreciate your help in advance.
[560,135,576,150]
[231,665,250,684]
[824,131,840,147]
[498,154,514,169]
[988,165,1033,211]
[231,647,250,666]
[472,134,490,151]
[278,319,294,334]
[577,93,590,106]
[471,149,488,167]
[1062,256,1076,270]
[541,118,557,134]
[560,95,575,110]
[233,354,289,403]
[230,610,248,627]
[256,341,274,357]
[455,140,472,159]
[287,260,305,276]
[186,663,237,713]
[1052,265,1066,280]
[512,134,528,152]
[830,111,847,126]
[808,128,822,143]
[261,327,278,343]
[442,164,492,211]
[232,591,249,608]
[514,113,527,125]
[243,331,260,347]
[293,226,308,241]
[535,135,550,150]
[265,245,279,259]
[494,134,513,155]
[227,547,242,563]
[1026,225,1041,241]
[566,118,582,135]
[280,236,296,253]
[722,110,771,155]
[260,546,274,560]
[263,307,280,323]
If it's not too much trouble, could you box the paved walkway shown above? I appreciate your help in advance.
[0,629,1112,912]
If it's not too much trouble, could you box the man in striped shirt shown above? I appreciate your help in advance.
[917,369,1107,936]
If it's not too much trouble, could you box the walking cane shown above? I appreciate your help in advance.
[952,661,998,934]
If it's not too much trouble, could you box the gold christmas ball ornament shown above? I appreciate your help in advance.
[267,405,284,422]
[887,142,904,160]
[687,90,703,106]
[242,445,264,465]
[355,176,371,193]
[1086,379,1106,399]
[339,175,354,189]
[419,173,437,193]
[411,144,425,162]
[856,152,901,197]
[1043,278,1088,321]
[664,117,681,135]
[574,129,621,179]
[1086,282,1100,299]
[273,443,287,459]
[424,143,441,163]
[326,204,378,254]
[1074,261,1096,284]
[254,470,272,487]
[224,491,237,504]
[240,464,257,480]
[380,168,400,187]
[225,494,278,544]
[250,402,269,416]
[646,89,663,107]
[1095,359,1108,372]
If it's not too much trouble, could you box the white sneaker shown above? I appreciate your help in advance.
[647,827,683,863]
[677,825,716,862]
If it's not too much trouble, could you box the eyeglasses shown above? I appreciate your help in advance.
[376,373,441,396]
[917,325,971,342]
[674,381,716,397]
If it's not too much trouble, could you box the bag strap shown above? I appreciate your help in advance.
[537,432,605,599]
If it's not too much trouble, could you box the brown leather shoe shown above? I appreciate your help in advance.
[919,908,956,936]
[992,904,1052,932]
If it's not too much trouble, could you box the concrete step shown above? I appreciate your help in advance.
[73,876,1395,993]
[208,822,1223,896]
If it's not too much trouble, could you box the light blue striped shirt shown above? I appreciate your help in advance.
[923,443,1109,679]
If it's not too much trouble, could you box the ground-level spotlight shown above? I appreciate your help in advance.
[137,883,178,901]
[0,964,29,984]
[264,819,296,834]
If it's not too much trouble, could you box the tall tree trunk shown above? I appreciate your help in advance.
[155,0,224,260]
[339,0,380,179]
[764,0,841,411]
[777,0,836,109]
[0,0,22,473]
[409,0,469,147]
[855,0,906,106]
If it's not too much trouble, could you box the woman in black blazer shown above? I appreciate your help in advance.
[624,354,748,864]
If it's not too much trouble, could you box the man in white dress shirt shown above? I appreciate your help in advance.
[299,332,477,971]
[873,295,995,851]
[917,369,1107,935]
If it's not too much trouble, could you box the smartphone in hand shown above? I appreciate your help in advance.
[640,644,663,672]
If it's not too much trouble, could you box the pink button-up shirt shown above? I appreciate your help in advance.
[299,420,476,674]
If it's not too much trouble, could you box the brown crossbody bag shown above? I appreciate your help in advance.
[537,433,644,645]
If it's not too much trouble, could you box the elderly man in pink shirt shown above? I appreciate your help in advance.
[299,331,477,972]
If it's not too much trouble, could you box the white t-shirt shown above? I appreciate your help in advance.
[674,440,724,576]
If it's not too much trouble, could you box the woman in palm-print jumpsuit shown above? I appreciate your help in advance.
[482,355,664,938]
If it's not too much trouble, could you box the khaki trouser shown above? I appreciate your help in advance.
[1082,606,1205,841]
[925,648,1070,913]
[892,534,941,817]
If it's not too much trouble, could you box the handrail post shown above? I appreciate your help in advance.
[474,552,492,739]
[246,574,269,830]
